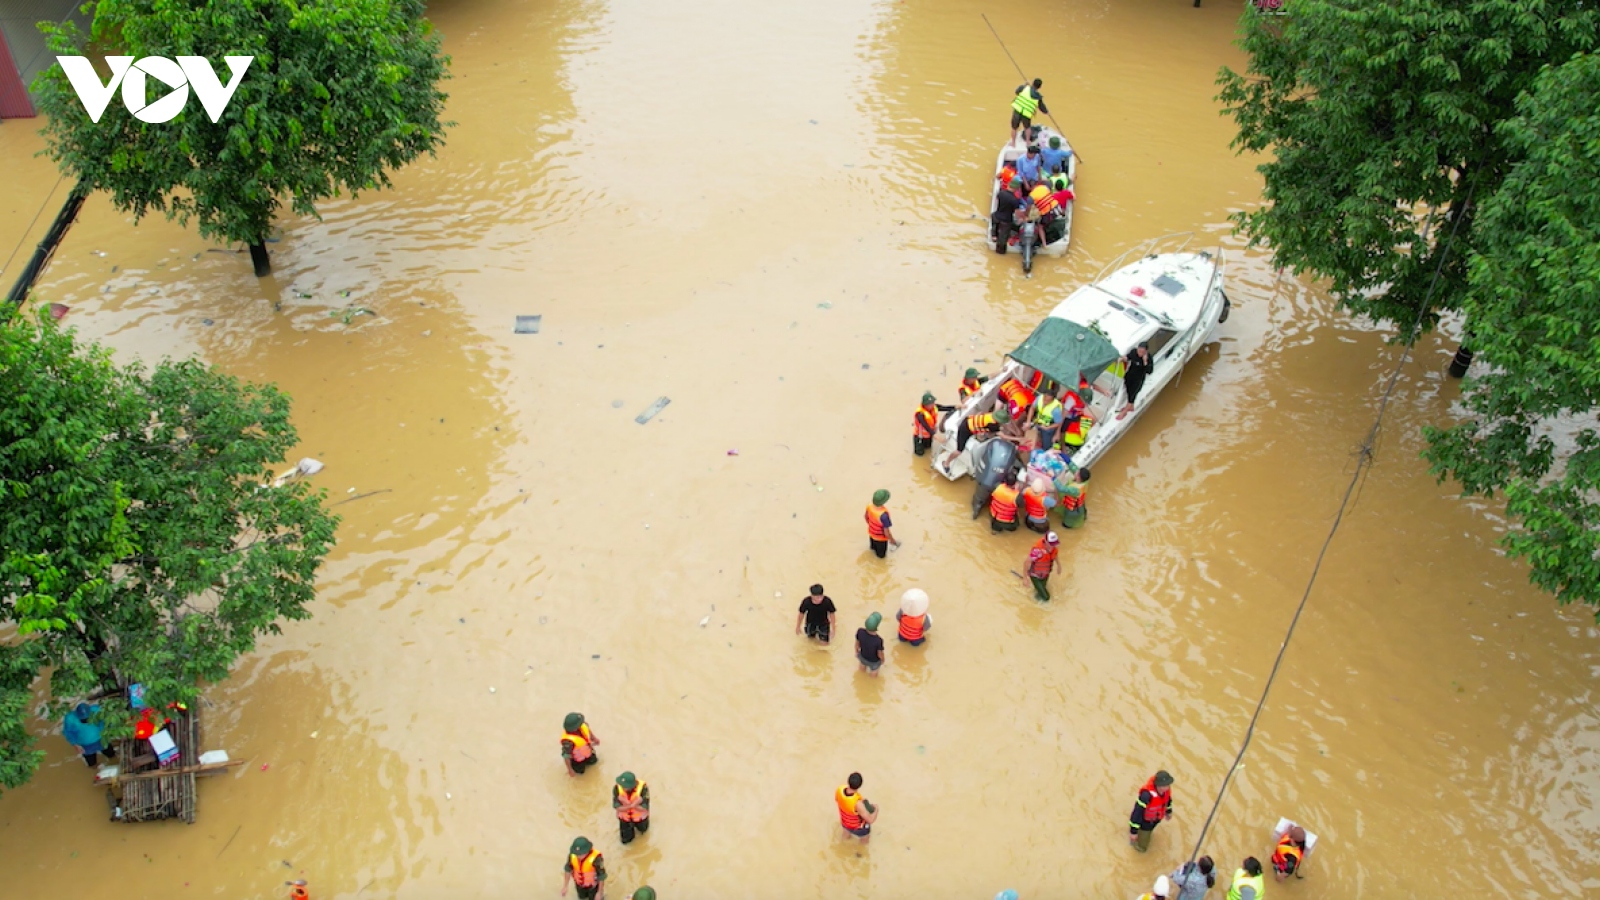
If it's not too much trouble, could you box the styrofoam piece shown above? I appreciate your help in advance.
[1273,817,1318,851]
[198,750,230,766]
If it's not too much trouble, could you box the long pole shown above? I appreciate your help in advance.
[980,14,1084,162]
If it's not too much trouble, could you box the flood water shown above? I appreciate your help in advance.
[2,0,1598,896]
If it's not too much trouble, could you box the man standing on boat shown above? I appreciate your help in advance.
[1011,78,1048,145]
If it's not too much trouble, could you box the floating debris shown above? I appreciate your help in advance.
[514,315,542,334]
[635,397,671,424]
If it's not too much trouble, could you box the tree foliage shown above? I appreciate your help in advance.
[0,311,338,790]
[1219,2,1600,613]
[32,0,450,267]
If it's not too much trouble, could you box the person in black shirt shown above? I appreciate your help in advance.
[795,583,837,644]
[1117,342,1154,420]
[855,612,885,676]
[992,178,1027,253]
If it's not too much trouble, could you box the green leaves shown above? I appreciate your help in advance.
[0,312,338,790]
[31,0,451,252]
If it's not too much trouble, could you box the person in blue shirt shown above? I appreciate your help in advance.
[63,703,116,768]
[1040,136,1072,176]
[1014,144,1045,188]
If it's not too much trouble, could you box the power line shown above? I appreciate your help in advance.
[1184,193,1473,863]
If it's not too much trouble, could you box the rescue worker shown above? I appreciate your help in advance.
[1271,825,1308,881]
[895,589,931,646]
[1059,405,1095,457]
[865,489,900,559]
[1040,135,1072,175]
[289,882,309,900]
[1010,78,1048,145]
[560,836,606,900]
[958,367,988,402]
[560,712,601,776]
[1128,769,1175,852]
[626,890,655,900]
[1138,875,1172,900]
[940,406,1011,472]
[989,473,1022,534]
[1026,531,1061,602]
[912,392,947,456]
[1031,388,1064,455]
[1029,181,1060,225]
[835,772,879,842]
[1021,478,1052,532]
[1059,467,1091,529]
[856,613,886,676]
[1227,858,1266,900]
[993,178,1028,251]
[613,771,650,844]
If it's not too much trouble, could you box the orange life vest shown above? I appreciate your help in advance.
[290,886,310,900]
[865,504,889,540]
[615,782,649,822]
[1027,540,1058,577]
[1139,777,1172,822]
[913,404,938,438]
[959,377,983,401]
[1022,487,1048,520]
[569,849,600,887]
[1273,835,1304,871]
[997,379,1036,418]
[1030,184,1059,216]
[1060,482,1088,511]
[998,165,1017,187]
[561,724,594,762]
[898,613,926,641]
[990,484,1020,522]
[836,786,863,829]
[966,412,997,434]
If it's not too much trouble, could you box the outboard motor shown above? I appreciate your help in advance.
[970,438,1019,519]
[1017,214,1037,275]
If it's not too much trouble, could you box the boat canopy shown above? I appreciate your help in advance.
[1009,317,1121,388]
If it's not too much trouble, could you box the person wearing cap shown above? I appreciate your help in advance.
[560,836,606,899]
[1059,467,1091,529]
[894,588,932,646]
[62,703,116,768]
[796,583,837,644]
[855,613,886,675]
[913,392,953,456]
[1118,342,1154,420]
[1026,531,1061,602]
[1129,769,1175,851]
[612,772,651,844]
[1226,858,1265,900]
[1170,856,1217,900]
[958,367,988,402]
[1010,79,1048,145]
[1040,135,1072,175]
[835,771,879,841]
[993,178,1028,252]
[941,406,1011,472]
[625,889,655,900]
[1138,874,1173,900]
[864,490,899,559]
[560,713,601,777]
[1271,824,1309,881]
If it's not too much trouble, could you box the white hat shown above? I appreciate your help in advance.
[1153,875,1171,896]
[899,588,930,617]
[1046,531,1059,544]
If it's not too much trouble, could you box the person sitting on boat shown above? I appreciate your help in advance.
[1015,144,1046,188]
[1028,183,1061,239]
[1050,174,1075,212]
[998,163,1019,189]
[1010,79,1048,145]
[993,178,1028,252]
[940,406,1011,472]
[1040,136,1072,175]
[1059,405,1095,457]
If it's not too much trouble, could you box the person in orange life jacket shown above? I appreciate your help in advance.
[796,583,837,644]
[865,489,899,558]
[835,771,879,841]
[1118,342,1154,420]
[561,836,606,900]
[1272,824,1309,881]
[288,882,310,900]
[939,406,1012,472]
[1021,478,1053,533]
[958,367,989,402]
[855,612,886,675]
[1139,874,1173,900]
[913,392,954,456]
[561,712,601,776]
[1059,467,1091,529]
[1026,531,1061,602]
[894,588,931,646]
[989,473,1022,534]
[613,771,650,844]
[1129,769,1175,852]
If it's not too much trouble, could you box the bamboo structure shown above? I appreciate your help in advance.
[102,705,201,823]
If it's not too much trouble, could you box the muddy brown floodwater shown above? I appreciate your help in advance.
[2,0,1598,897]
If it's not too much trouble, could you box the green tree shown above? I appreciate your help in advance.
[1424,53,1600,612]
[0,311,338,790]
[32,0,450,276]
[1218,1,1600,613]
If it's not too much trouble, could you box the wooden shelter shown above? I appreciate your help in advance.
[94,703,240,823]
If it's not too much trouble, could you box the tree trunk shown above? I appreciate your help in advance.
[249,242,272,277]
[1448,345,1474,378]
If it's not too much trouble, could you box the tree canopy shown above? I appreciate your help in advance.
[31,0,450,275]
[1218,1,1600,613]
[0,311,337,790]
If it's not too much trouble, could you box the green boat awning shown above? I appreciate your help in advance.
[1010,317,1120,387]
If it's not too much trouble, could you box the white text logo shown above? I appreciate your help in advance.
[56,56,253,124]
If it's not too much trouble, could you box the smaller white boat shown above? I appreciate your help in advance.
[933,234,1229,479]
[988,125,1078,272]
